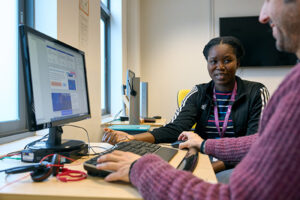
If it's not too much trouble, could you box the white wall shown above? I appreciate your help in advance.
[57,0,102,142]
[139,0,211,121]
[126,0,292,121]
[126,0,141,77]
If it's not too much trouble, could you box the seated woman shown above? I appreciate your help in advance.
[102,36,269,179]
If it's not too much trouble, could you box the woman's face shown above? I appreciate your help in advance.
[207,44,239,91]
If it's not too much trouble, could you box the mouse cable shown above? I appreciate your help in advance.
[113,109,123,121]
[88,146,111,156]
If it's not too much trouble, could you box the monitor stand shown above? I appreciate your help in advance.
[21,126,88,163]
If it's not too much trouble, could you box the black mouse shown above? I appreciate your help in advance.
[171,140,185,148]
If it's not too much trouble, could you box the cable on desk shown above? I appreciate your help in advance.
[113,108,123,121]
[88,146,111,155]
[0,152,21,160]
[23,134,49,150]
[0,173,30,191]
[63,124,97,155]
[0,157,21,161]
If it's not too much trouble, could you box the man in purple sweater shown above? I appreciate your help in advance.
[96,0,300,199]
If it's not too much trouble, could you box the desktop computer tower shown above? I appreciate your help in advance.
[140,82,148,118]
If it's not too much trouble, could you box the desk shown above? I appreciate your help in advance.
[0,142,217,200]
[105,118,167,128]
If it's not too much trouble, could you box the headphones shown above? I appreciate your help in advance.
[127,79,137,96]
[127,70,137,96]
[4,154,63,182]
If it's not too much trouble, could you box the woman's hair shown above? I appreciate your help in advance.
[202,36,245,61]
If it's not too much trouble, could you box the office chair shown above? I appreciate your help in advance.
[177,89,191,108]
[177,89,196,130]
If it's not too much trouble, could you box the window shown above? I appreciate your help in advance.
[101,0,108,8]
[0,0,33,138]
[0,1,18,123]
[101,0,111,115]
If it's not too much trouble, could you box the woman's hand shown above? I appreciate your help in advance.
[178,131,204,150]
[212,160,227,173]
[96,150,141,182]
[102,128,135,145]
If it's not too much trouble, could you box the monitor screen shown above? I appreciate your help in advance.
[219,16,297,67]
[19,25,90,156]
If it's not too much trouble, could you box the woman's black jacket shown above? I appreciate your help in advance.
[150,76,269,143]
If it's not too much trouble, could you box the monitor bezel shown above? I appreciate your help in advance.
[19,25,91,131]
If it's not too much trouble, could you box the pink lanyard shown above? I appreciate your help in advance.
[213,82,237,137]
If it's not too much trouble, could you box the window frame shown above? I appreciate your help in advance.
[100,1,111,115]
[0,0,34,138]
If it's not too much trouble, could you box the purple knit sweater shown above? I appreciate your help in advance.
[130,63,300,200]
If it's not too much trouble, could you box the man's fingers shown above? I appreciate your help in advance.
[104,172,119,182]
[179,132,190,139]
[97,153,122,163]
[110,150,127,155]
[96,162,120,171]
[101,150,136,158]
[178,135,187,141]
[179,141,189,149]
[105,170,128,182]
[178,134,183,140]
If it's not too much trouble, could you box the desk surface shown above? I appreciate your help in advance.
[0,143,217,200]
[105,118,167,128]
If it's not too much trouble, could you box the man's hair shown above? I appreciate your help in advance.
[202,36,245,61]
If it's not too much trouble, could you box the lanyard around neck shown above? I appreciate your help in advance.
[213,82,237,137]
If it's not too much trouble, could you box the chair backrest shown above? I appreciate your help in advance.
[177,89,191,108]
[177,89,196,130]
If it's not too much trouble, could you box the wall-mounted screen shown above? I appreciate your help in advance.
[220,16,297,67]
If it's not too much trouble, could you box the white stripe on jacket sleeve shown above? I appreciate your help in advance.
[170,86,198,123]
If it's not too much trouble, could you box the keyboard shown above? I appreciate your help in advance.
[84,140,178,177]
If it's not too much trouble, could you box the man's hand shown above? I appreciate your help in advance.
[102,128,135,145]
[178,131,204,150]
[96,150,141,182]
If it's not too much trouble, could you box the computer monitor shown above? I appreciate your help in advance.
[19,25,90,159]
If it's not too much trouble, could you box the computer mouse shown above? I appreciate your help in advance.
[171,140,185,148]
